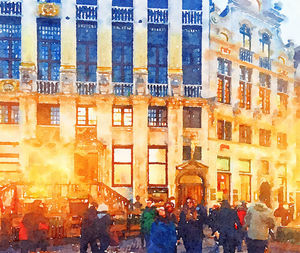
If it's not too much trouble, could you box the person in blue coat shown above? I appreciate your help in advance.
[148,206,177,253]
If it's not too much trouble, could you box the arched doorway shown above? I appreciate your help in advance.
[178,174,204,206]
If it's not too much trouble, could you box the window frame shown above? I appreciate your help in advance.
[112,145,133,187]
[217,120,232,141]
[0,102,19,124]
[239,124,252,144]
[148,145,168,187]
[259,129,271,147]
[37,103,60,125]
[217,58,231,104]
[148,106,168,127]
[0,16,21,79]
[259,73,271,114]
[277,132,287,150]
[183,106,202,128]
[240,24,251,50]
[239,66,252,110]
[112,105,133,127]
[76,21,97,82]
[76,106,97,126]
[260,32,271,58]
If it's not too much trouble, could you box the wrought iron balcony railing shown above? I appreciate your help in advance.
[37,80,59,94]
[239,48,253,63]
[76,81,97,95]
[76,4,97,21]
[112,7,133,22]
[184,84,202,98]
[148,83,168,97]
[0,1,22,17]
[259,57,272,70]
[148,8,168,24]
[113,82,133,96]
[182,10,202,25]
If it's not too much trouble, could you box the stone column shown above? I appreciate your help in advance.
[96,95,113,185]
[60,0,77,94]
[19,95,37,176]
[133,0,148,95]
[167,98,183,197]
[201,0,210,98]
[132,96,149,203]
[97,0,112,94]
[168,0,183,96]
[20,0,37,92]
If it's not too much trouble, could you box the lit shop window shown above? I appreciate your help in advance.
[239,159,251,202]
[0,103,19,124]
[113,146,132,186]
[239,66,252,109]
[217,58,231,104]
[76,106,96,125]
[148,106,167,127]
[217,156,230,202]
[217,120,232,141]
[112,106,132,127]
[37,104,60,125]
[148,146,167,186]
[259,129,271,147]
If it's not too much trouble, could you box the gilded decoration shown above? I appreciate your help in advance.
[38,3,60,17]
[0,80,19,92]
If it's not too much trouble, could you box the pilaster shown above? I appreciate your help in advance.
[132,96,149,203]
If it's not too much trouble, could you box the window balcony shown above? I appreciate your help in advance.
[0,1,22,17]
[182,10,202,25]
[148,83,168,97]
[76,81,97,95]
[113,82,133,96]
[184,84,202,98]
[76,4,97,21]
[259,57,272,70]
[37,80,59,94]
[112,7,133,22]
[148,8,168,24]
[239,48,253,63]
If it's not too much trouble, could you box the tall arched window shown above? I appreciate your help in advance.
[240,24,251,50]
[260,33,271,58]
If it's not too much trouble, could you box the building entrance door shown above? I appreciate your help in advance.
[178,175,204,206]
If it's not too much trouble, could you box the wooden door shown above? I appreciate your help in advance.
[179,183,203,206]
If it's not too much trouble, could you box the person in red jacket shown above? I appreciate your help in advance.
[236,201,247,252]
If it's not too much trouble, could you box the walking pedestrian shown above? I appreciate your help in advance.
[245,194,275,253]
[216,200,241,253]
[96,204,112,253]
[148,206,177,253]
[140,198,157,248]
[236,201,247,252]
[178,197,204,253]
[80,202,100,253]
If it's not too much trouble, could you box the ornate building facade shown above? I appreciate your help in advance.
[0,0,297,210]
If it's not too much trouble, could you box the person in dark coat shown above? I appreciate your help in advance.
[178,198,205,253]
[80,203,100,253]
[148,206,177,253]
[96,204,113,253]
[274,202,289,226]
[216,200,242,253]
[20,200,48,253]
[140,198,157,248]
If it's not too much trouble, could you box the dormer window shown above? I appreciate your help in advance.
[260,33,271,58]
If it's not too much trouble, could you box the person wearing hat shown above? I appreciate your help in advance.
[148,206,177,253]
[140,198,157,248]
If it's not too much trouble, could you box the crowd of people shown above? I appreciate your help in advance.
[139,193,293,253]
[0,193,295,253]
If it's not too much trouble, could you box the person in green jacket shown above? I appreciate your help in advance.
[140,198,157,248]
